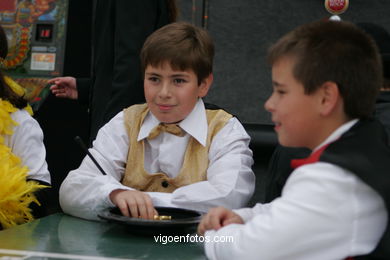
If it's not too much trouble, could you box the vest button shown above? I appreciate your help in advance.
[161,180,169,188]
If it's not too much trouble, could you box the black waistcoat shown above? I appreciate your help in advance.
[319,119,390,260]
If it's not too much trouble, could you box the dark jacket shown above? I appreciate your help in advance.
[77,0,170,142]
[375,91,390,144]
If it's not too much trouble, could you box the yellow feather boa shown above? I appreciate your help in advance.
[4,75,25,97]
[3,75,33,115]
[0,98,47,229]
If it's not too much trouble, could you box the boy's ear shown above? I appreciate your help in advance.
[318,81,342,116]
[198,73,213,98]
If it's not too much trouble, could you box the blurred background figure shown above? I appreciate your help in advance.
[49,0,178,143]
[357,22,390,141]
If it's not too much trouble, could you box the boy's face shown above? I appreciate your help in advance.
[144,62,212,123]
[264,57,325,150]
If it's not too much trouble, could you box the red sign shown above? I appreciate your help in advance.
[325,0,349,15]
[0,0,16,11]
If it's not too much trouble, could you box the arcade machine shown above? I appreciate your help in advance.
[0,0,68,111]
[0,0,91,213]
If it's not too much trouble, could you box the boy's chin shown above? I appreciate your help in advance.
[278,138,300,148]
[277,136,288,147]
[152,113,183,124]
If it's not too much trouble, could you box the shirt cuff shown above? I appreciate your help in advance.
[233,203,271,222]
[233,207,254,222]
[204,229,219,260]
[147,192,174,207]
[102,181,134,208]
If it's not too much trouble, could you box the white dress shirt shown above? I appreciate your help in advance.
[204,119,388,260]
[4,109,50,184]
[59,99,255,220]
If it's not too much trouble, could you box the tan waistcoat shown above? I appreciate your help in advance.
[122,103,232,193]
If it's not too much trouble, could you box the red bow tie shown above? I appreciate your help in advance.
[290,144,329,169]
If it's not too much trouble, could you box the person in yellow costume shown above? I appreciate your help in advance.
[0,25,50,229]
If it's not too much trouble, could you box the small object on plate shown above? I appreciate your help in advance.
[154,215,172,220]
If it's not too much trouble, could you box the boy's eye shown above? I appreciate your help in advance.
[148,76,159,82]
[272,87,286,95]
[173,78,186,84]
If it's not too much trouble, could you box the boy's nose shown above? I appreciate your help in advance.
[264,95,274,112]
[158,83,172,98]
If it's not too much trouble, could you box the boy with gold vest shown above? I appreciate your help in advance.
[59,22,255,220]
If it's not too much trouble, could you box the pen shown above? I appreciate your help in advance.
[74,136,107,175]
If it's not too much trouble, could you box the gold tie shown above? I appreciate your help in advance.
[148,123,185,140]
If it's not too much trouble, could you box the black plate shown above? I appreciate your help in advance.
[98,207,204,235]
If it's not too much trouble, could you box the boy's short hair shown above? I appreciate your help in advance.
[267,20,382,119]
[140,22,214,85]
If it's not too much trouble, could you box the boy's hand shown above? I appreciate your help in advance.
[109,189,157,219]
[48,76,78,100]
[197,206,244,235]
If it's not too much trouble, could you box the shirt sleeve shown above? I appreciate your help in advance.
[147,118,256,212]
[59,112,132,220]
[204,162,388,260]
[8,110,50,184]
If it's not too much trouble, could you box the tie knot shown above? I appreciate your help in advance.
[148,123,185,140]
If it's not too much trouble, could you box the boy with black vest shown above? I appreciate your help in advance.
[59,22,255,221]
[198,20,390,260]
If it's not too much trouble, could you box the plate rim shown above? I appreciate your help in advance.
[98,206,204,227]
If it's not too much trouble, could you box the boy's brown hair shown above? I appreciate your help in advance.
[267,20,382,119]
[140,22,214,85]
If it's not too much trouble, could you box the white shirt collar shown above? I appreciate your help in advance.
[313,119,359,152]
[138,99,208,146]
